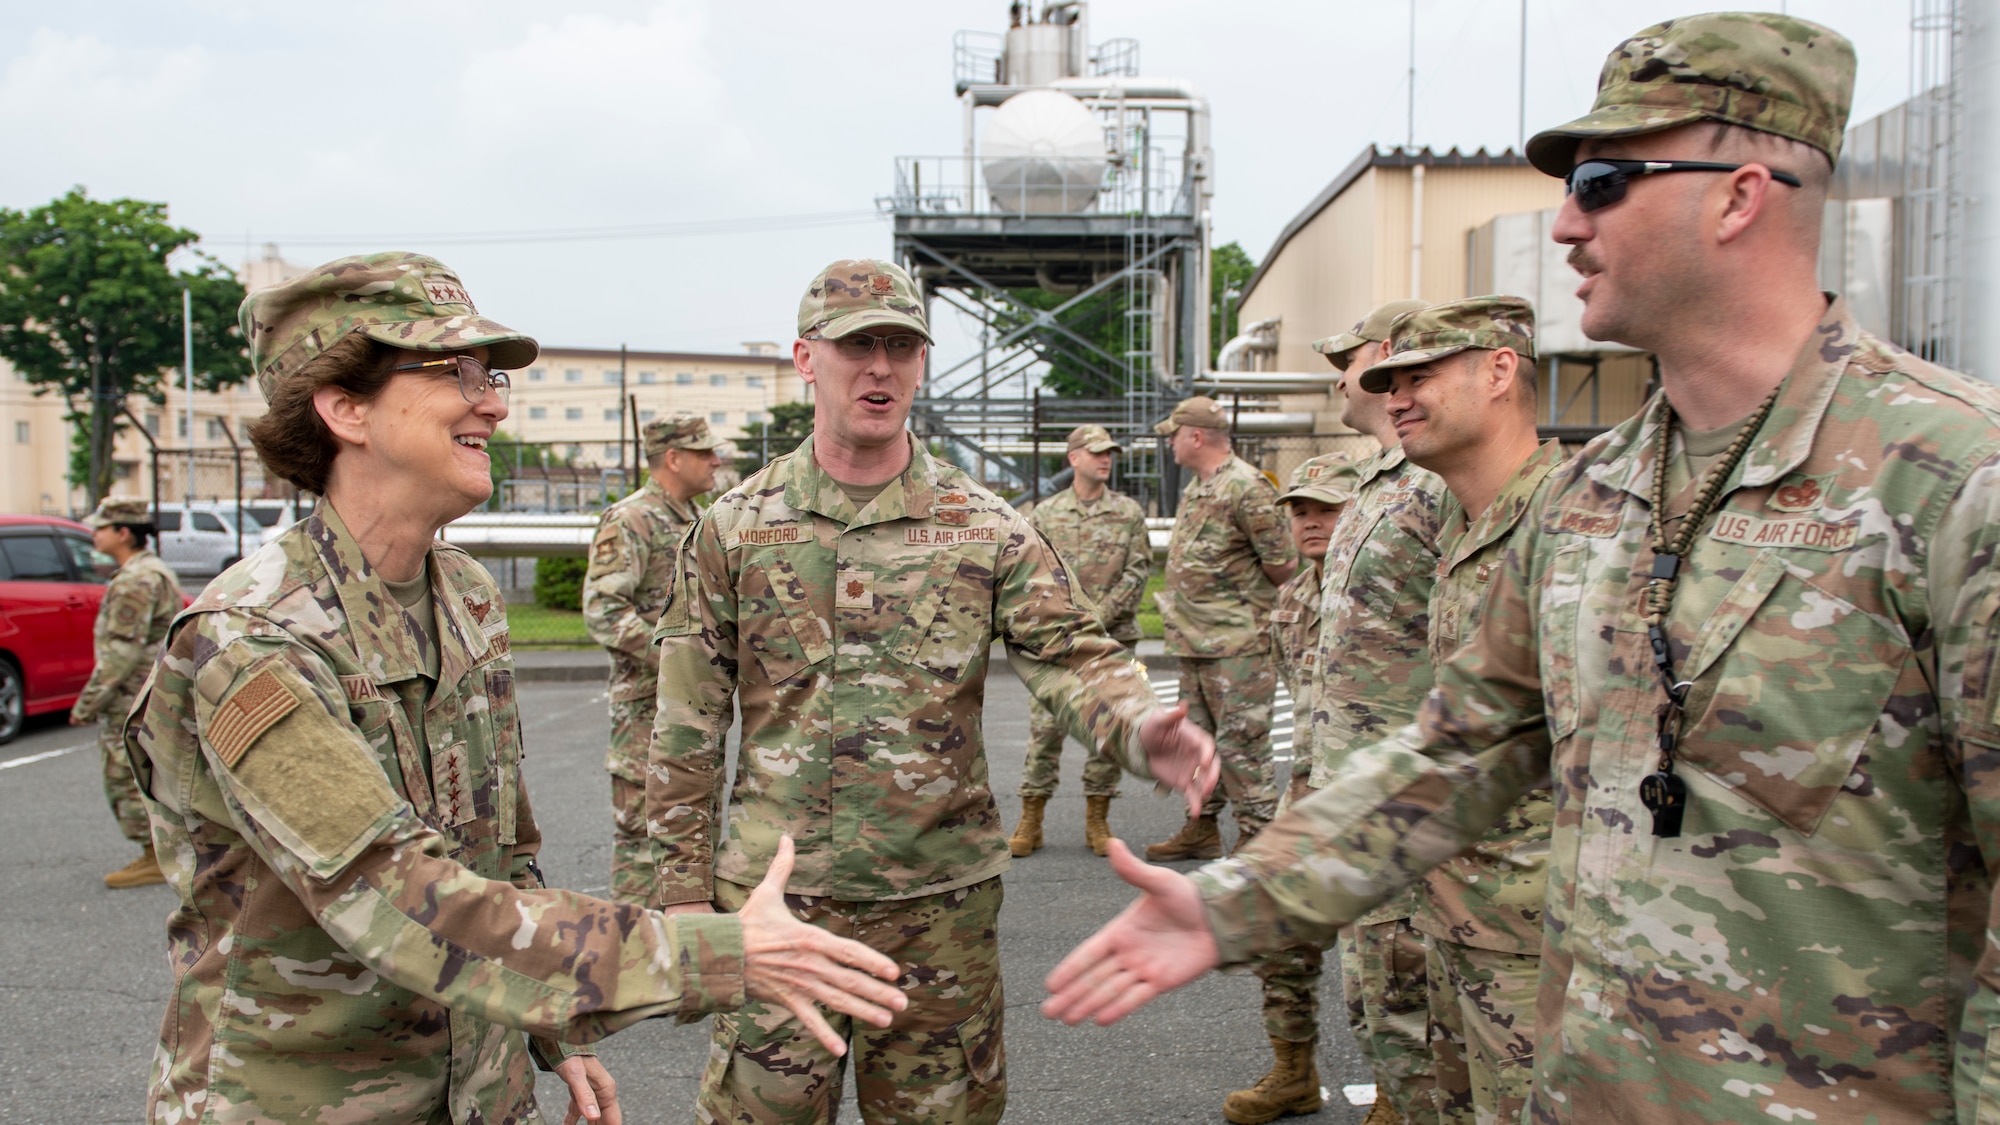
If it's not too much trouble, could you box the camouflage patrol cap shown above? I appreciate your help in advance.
[1358,295,1538,394]
[1312,299,1429,372]
[1277,452,1361,507]
[798,259,933,344]
[644,414,721,458]
[1525,13,1856,178]
[85,497,152,528]
[239,252,538,402]
[1067,424,1121,453]
[1152,395,1230,435]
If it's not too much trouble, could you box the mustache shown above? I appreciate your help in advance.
[1567,246,1601,276]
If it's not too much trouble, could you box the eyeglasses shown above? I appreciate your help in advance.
[394,355,512,404]
[806,332,925,362]
[1564,159,1803,213]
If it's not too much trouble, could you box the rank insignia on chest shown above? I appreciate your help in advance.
[935,508,970,526]
[1770,474,1830,512]
[938,491,970,506]
[837,570,873,608]
[432,740,475,826]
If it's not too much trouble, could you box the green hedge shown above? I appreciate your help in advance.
[534,556,589,611]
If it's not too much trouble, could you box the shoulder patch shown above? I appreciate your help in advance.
[210,667,302,768]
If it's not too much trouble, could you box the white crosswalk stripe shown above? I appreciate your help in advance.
[1151,675,1297,763]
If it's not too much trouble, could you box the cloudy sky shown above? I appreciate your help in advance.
[1,0,1913,361]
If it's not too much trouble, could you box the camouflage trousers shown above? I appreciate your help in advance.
[98,703,148,844]
[701,877,1005,1125]
[606,696,656,907]
[1179,654,1276,835]
[1019,696,1122,798]
[1252,942,1323,1043]
[1423,940,1537,1125]
[1339,915,1439,1125]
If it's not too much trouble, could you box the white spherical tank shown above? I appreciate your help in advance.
[981,89,1107,214]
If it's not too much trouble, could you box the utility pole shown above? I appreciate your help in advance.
[183,287,195,505]
[618,343,629,488]
[1518,0,1529,152]
[1407,0,1417,151]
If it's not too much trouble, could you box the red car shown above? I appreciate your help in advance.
[0,514,189,744]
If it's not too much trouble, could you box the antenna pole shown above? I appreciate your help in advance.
[1407,0,1417,150]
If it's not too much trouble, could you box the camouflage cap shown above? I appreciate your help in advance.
[239,252,538,402]
[1066,424,1121,453]
[644,414,721,458]
[1312,299,1429,372]
[85,497,152,528]
[1525,13,1856,178]
[1358,295,1538,394]
[797,259,932,344]
[1277,452,1361,507]
[1152,395,1230,436]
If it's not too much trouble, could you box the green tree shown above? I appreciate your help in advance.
[0,188,248,505]
[734,400,815,476]
[1209,241,1257,365]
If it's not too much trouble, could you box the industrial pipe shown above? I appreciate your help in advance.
[1214,317,1280,372]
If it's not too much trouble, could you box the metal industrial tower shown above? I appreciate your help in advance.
[881,2,1213,511]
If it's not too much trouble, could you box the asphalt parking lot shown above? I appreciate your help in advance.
[0,667,1375,1124]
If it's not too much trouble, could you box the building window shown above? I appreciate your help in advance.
[565,407,583,421]
[603,408,620,422]
[745,411,765,425]
[676,373,693,386]
[603,370,620,384]
[143,414,160,436]
[567,444,582,459]
[206,418,225,440]
[709,374,727,387]
[639,409,657,421]
[565,369,583,384]
[639,371,657,385]
[13,421,27,444]
[528,367,546,382]
[528,406,548,420]
[603,445,621,460]
[710,411,727,424]
[177,416,189,438]
[746,375,765,389]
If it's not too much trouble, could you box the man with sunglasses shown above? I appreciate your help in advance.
[649,258,1218,1123]
[127,253,912,1125]
[1046,13,2000,1121]
[584,413,723,906]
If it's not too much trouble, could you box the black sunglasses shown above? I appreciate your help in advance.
[1564,159,1803,213]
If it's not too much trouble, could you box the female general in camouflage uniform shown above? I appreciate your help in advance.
[125,253,903,1125]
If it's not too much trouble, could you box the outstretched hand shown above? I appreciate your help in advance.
[555,1055,620,1125]
[1041,838,1221,1026]
[1137,701,1220,817]
[738,836,908,1055]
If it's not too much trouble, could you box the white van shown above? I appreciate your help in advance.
[153,504,248,577]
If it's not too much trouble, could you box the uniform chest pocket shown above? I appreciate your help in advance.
[1535,542,1591,744]
[742,555,833,687]
[890,551,989,685]
[1676,551,1907,837]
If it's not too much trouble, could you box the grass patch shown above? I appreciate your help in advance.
[506,602,594,647]
[1136,572,1165,640]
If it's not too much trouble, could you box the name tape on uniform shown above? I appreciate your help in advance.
[728,526,806,548]
[1709,513,1859,552]
[906,526,997,546]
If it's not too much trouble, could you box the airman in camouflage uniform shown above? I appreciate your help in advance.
[1012,423,1153,858]
[1228,453,1359,1125]
[650,259,1215,1125]
[1303,300,1452,1125]
[584,413,721,905]
[1150,396,1298,862]
[1359,297,1563,1125]
[1053,15,2000,1125]
[125,252,905,1125]
[68,496,181,888]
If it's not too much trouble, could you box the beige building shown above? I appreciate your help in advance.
[508,344,802,468]
[1237,146,1649,435]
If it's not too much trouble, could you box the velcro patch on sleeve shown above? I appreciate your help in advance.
[209,668,302,768]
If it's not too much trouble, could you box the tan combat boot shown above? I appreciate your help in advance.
[1144,814,1222,862]
[1222,1036,1323,1124]
[1084,795,1114,857]
[104,846,165,889]
[1008,795,1047,857]
[1359,1098,1403,1125]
